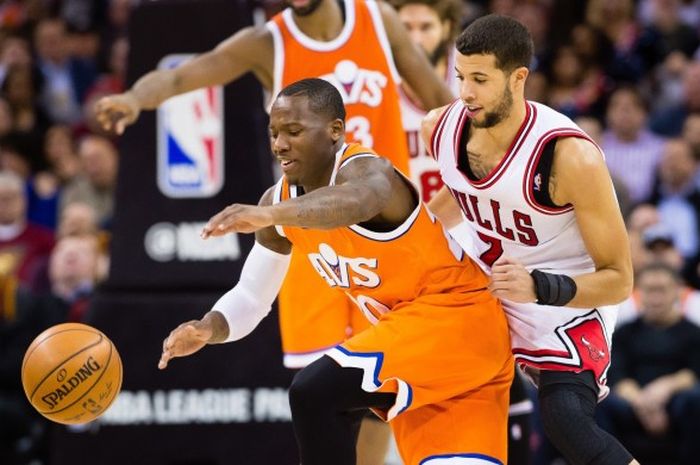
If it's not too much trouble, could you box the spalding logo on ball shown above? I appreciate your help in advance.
[21,322,123,424]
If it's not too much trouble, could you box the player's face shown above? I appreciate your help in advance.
[286,0,324,17]
[269,95,342,187]
[455,53,524,129]
[399,4,448,66]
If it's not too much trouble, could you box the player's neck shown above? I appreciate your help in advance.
[299,143,343,192]
[292,0,345,42]
[473,99,528,153]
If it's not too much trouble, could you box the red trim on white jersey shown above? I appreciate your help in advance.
[522,129,599,215]
[462,103,537,190]
[429,100,459,160]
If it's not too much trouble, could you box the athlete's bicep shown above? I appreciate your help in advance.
[173,26,273,92]
[335,156,394,208]
[555,138,630,273]
[255,185,292,254]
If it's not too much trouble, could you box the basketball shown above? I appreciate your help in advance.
[21,322,123,425]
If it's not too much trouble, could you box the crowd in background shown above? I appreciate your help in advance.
[0,0,699,464]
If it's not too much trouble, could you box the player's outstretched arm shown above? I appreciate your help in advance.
[550,137,633,307]
[96,26,273,135]
[159,188,291,370]
[268,156,396,229]
[379,1,453,109]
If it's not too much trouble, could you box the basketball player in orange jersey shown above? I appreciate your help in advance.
[392,3,534,463]
[423,15,639,465]
[95,1,453,460]
[158,78,514,465]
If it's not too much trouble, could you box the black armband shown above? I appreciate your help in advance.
[530,270,577,306]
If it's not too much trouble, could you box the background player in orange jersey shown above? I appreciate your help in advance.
[95,2,454,462]
[158,78,514,465]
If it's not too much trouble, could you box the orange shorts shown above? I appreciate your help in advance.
[278,249,369,368]
[326,292,513,465]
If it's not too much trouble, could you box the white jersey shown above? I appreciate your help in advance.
[432,99,619,398]
[399,48,459,202]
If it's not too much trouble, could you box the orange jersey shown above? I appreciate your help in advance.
[274,143,489,318]
[266,0,409,174]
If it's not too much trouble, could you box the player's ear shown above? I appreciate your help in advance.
[511,66,529,89]
[330,119,344,142]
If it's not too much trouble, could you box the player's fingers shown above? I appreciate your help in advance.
[115,118,127,135]
[158,352,169,370]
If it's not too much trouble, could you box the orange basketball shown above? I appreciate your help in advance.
[21,322,123,425]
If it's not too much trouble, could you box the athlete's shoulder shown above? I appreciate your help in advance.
[527,101,579,131]
[218,24,273,57]
[421,104,451,135]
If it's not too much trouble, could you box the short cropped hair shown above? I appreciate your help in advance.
[278,78,346,122]
[456,14,533,72]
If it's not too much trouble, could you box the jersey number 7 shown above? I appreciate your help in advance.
[477,231,503,267]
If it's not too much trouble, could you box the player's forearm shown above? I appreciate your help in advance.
[268,185,384,229]
[427,187,461,228]
[129,69,181,110]
[567,266,633,308]
[201,311,230,344]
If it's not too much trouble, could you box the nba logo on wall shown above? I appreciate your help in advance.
[157,54,224,198]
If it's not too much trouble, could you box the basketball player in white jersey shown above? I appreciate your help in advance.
[392,3,534,464]
[424,15,639,465]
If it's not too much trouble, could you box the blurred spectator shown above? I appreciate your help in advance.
[637,0,699,70]
[598,262,700,465]
[627,203,662,267]
[48,233,103,321]
[650,60,700,136]
[0,97,14,138]
[586,0,646,82]
[545,45,606,118]
[60,134,118,226]
[648,138,700,261]
[0,132,59,229]
[618,222,700,325]
[512,2,551,68]
[60,0,106,34]
[0,170,54,292]
[33,17,97,125]
[43,124,81,184]
[0,35,32,88]
[1,64,49,137]
[82,36,128,136]
[57,201,97,237]
[602,86,665,204]
[575,115,603,145]
[570,23,615,77]
[683,112,700,161]
[639,0,700,29]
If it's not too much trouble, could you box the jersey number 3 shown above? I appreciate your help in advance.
[346,116,373,147]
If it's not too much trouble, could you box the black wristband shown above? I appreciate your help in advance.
[530,269,577,306]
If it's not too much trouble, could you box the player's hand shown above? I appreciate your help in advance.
[158,320,213,369]
[489,256,537,303]
[94,92,142,135]
[201,204,274,238]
